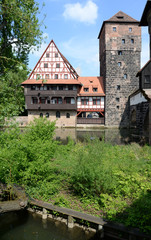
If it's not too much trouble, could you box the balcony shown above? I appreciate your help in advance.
[77,118,104,125]
[25,89,78,97]
[26,103,77,111]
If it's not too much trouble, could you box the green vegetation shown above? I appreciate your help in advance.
[0,0,44,123]
[0,118,151,234]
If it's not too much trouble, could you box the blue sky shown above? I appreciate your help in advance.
[29,0,149,76]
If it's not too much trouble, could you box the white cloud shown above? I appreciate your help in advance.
[63,0,98,24]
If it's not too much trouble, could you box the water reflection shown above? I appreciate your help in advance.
[0,211,96,240]
[54,128,145,145]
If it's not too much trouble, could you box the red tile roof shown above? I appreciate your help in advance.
[78,77,105,96]
[21,78,82,85]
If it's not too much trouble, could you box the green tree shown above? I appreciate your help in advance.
[0,0,43,72]
[0,0,44,122]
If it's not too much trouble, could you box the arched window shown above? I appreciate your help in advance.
[40,113,43,118]
[46,112,49,118]
[66,113,70,118]
[56,111,60,118]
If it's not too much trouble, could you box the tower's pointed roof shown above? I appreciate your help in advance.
[24,39,79,84]
[98,11,139,38]
[140,0,151,26]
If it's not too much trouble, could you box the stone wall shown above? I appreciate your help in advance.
[28,110,77,127]
[99,21,141,127]
[130,102,149,136]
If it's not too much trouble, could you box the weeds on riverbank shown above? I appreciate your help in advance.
[0,118,151,233]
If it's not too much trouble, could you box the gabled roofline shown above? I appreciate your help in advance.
[28,39,79,80]
[136,59,151,77]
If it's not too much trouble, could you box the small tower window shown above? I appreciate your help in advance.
[46,53,49,58]
[56,63,60,68]
[124,74,127,79]
[131,39,134,44]
[122,39,125,44]
[116,97,120,102]
[66,113,70,118]
[113,27,116,32]
[116,106,120,109]
[44,63,48,68]
[118,62,122,67]
[118,51,122,55]
[129,27,132,32]
[56,111,60,118]
[55,74,58,79]
[117,85,120,90]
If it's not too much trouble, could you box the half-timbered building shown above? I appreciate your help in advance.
[22,40,105,127]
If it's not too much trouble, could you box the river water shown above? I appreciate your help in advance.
[54,127,144,145]
[0,211,97,240]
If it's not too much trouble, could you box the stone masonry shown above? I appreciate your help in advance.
[98,11,141,127]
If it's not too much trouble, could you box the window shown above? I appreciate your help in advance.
[117,16,124,19]
[45,74,49,79]
[93,99,97,105]
[84,88,89,92]
[118,51,122,55]
[46,112,49,118]
[56,63,60,68]
[31,85,36,90]
[124,74,127,79]
[117,85,120,90]
[59,85,63,90]
[113,27,116,32]
[56,111,60,118]
[93,88,98,92]
[36,74,40,80]
[122,39,125,44]
[55,53,58,58]
[36,85,40,90]
[66,113,70,118]
[47,98,50,104]
[65,98,71,104]
[145,75,150,84]
[64,74,68,79]
[40,113,43,117]
[129,27,132,32]
[118,62,122,67]
[55,74,58,79]
[116,106,119,109]
[68,85,73,90]
[131,39,134,44]
[32,97,38,104]
[40,97,46,104]
[52,85,57,90]
[116,97,120,102]
[44,63,48,68]
[46,53,49,58]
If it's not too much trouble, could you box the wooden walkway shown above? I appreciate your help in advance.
[30,199,105,225]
